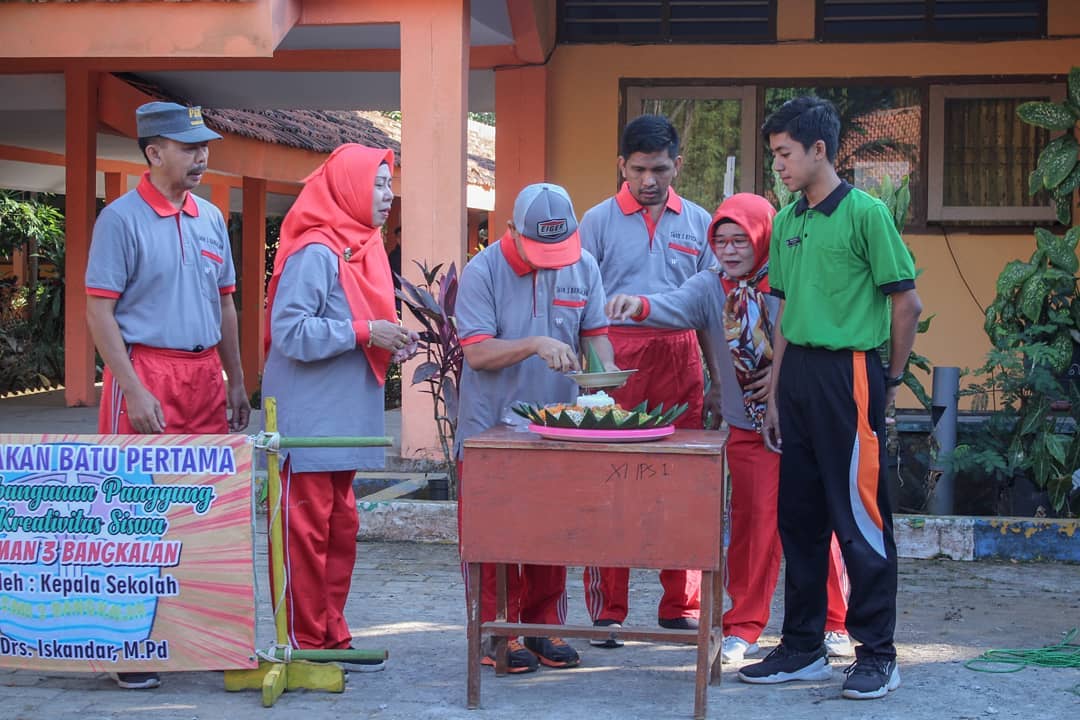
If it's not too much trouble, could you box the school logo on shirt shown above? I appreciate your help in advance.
[537,219,567,239]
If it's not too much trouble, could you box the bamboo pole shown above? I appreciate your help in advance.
[264,397,290,649]
[225,397,391,703]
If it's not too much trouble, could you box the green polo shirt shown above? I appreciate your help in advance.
[769,182,916,351]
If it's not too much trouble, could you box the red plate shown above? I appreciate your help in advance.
[527,423,675,443]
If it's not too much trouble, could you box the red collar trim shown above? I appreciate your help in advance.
[499,230,533,277]
[615,182,683,216]
[136,172,199,218]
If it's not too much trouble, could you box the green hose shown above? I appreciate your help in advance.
[964,627,1080,695]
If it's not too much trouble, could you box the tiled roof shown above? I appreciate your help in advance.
[838,105,922,169]
[202,108,496,188]
[118,73,495,187]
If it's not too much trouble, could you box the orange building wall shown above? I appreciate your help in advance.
[544,29,1080,407]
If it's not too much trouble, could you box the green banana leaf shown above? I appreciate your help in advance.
[513,400,688,429]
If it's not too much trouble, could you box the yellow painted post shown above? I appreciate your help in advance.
[264,397,290,648]
[224,397,347,703]
[225,396,390,704]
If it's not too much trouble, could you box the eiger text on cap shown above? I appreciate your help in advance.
[511,183,582,269]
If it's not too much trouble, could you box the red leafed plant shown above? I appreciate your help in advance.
[395,261,462,498]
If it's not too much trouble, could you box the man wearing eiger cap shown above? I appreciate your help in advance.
[456,183,619,673]
[85,101,249,689]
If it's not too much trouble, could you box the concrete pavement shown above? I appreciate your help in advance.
[1,391,1079,719]
[1,537,1079,720]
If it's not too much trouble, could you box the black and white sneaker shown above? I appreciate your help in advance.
[109,671,161,689]
[590,619,624,648]
[737,643,832,684]
[841,655,901,699]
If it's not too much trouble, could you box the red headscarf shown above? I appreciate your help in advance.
[265,144,397,385]
[709,193,776,431]
[709,192,775,295]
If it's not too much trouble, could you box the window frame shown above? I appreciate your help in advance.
[558,0,778,45]
[621,76,1066,228]
[815,0,1048,44]
[623,84,760,197]
[927,82,1065,223]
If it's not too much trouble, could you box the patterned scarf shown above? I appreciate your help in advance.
[722,264,773,431]
[711,193,776,432]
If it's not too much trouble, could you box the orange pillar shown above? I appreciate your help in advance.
[467,209,483,257]
[399,0,470,460]
[240,176,267,397]
[491,65,548,235]
[64,68,98,408]
[104,171,124,203]
[211,183,232,223]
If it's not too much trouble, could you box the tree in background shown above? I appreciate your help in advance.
[0,191,66,393]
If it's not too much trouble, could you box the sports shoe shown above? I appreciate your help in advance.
[590,619,624,649]
[841,655,901,699]
[109,672,161,689]
[825,631,854,658]
[658,617,699,630]
[523,636,581,669]
[720,636,760,663]
[480,638,539,674]
[737,643,832,684]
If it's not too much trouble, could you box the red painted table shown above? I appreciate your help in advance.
[461,427,728,720]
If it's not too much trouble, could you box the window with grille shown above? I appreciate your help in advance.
[817,1,1046,42]
[928,84,1063,223]
[559,0,775,44]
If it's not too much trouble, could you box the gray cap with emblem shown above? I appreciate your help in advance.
[136,102,222,143]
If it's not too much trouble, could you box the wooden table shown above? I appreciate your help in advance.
[461,427,727,720]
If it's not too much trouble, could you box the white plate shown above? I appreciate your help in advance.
[565,369,638,389]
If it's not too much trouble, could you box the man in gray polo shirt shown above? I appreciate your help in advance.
[456,183,616,673]
[578,114,715,641]
[85,101,249,690]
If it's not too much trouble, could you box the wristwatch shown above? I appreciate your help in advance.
[885,373,904,388]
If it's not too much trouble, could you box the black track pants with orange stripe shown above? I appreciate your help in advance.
[775,344,897,659]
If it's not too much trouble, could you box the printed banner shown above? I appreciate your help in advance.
[0,434,256,672]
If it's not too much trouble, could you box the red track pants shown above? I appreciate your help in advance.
[583,326,704,623]
[457,462,567,625]
[724,426,849,643]
[270,458,359,649]
[99,344,227,434]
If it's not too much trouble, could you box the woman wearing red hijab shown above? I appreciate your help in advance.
[606,193,852,664]
[262,144,418,653]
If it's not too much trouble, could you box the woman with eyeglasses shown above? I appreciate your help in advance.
[606,192,852,665]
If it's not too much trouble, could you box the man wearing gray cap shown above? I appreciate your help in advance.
[455,183,618,673]
[85,101,249,689]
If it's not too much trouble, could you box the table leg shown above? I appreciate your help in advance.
[467,562,482,709]
[495,563,509,675]
[694,570,714,720]
[710,565,724,685]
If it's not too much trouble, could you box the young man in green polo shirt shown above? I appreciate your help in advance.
[737,96,922,700]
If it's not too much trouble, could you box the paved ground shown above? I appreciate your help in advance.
[1,391,1079,719]
[1,538,1078,720]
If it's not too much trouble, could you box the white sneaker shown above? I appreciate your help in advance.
[720,636,760,663]
[825,631,854,657]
